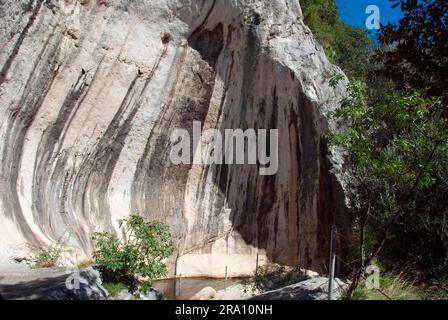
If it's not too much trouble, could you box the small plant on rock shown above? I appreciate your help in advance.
[30,237,66,268]
[33,242,63,268]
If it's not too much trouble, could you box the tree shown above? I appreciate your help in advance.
[327,80,448,297]
[301,0,372,79]
[372,0,448,106]
[92,215,175,290]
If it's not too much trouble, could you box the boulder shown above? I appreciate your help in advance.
[112,287,166,300]
[249,277,347,300]
[191,286,217,300]
[0,267,107,300]
[139,287,167,300]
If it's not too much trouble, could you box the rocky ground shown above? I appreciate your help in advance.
[187,277,347,300]
[249,277,347,300]
[0,263,107,300]
[0,260,346,300]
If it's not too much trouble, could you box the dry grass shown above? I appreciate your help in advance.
[353,273,424,300]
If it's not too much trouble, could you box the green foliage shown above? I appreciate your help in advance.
[353,273,424,300]
[301,0,338,26]
[242,265,308,294]
[33,242,63,269]
[103,282,128,298]
[328,80,448,284]
[328,82,446,189]
[319,0,448,298]
[301,0,372,79]
[92,215,175,287]
[329,71,345,88]
[373,0,448,103]
[347,227,381,266]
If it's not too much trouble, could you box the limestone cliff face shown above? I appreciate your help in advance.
[0,0,348,276]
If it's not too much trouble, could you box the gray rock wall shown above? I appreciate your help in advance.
[0,0,349,276]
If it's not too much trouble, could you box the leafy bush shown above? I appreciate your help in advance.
[92,215,175,289]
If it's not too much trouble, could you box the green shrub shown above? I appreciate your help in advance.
[92,215,175,289]
[102,282,129,298]
[33,242,63,268]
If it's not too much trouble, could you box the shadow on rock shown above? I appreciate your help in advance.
[0,267,107,300]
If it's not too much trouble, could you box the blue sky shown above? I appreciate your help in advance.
[336,0,404,36]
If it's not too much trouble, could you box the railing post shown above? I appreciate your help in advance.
[178,273,182,298]
[255,253,259,276]
[328,225,337,300]
[224,266,228,291]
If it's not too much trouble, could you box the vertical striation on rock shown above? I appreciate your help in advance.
[0,0,349,276]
